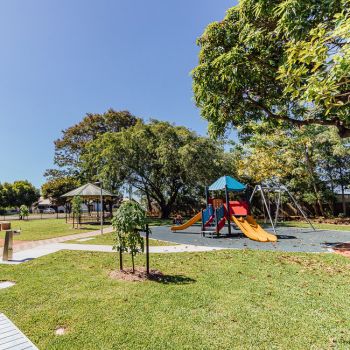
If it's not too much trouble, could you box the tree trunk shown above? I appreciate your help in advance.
[305,145,325,217]
[145,188,153,213]
[131,253,135,274]
[329,177,336,216]
[119,250,123,271]
[160,205,172,219]
[341,184,346,215]
[109,202,113,218]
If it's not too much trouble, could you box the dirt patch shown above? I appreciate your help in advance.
[55,327,67,335]
[335,250,350,258]
[109,268,164,282]
[333,244,350,258]
[0,281,16,289]
[333,243,350,251]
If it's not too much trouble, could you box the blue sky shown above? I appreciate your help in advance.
[0,0,235,187]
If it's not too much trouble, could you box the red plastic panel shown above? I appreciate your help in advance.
[217,217,226,232]
[229,201,249,216]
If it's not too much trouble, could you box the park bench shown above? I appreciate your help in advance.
[0,313,38,349]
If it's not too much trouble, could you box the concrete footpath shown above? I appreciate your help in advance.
[0,242,224,265]
[0,227,114,257]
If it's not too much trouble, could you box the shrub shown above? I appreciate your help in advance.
[19,204,29,220]
[112,201,147,273]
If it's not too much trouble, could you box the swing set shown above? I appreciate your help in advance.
[249,183,316,233]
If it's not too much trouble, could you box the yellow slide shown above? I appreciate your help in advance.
[231,216,277,242]
[171,212,202,231]
[246,215,277,242]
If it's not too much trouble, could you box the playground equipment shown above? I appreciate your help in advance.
[171,212,202,231]
[171,176,277,242]
[249,183,316,231]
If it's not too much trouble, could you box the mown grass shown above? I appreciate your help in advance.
[1,249,350,349]
[146,217,173,226]
[66,232,177,246]
[0,217,173,248]
[281,220,350,231]
[0,219,110,241]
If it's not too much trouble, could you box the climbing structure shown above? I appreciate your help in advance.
[171,175,277,243]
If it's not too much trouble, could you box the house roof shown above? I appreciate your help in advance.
[61,183,116,199]
[208,176,246,192]
[38,198,52,206]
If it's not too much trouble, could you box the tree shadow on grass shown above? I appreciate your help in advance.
[148,273,196,285]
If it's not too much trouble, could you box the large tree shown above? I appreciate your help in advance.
[12,181,39,207]
[41,177,80,207]
[192,0,350,139]
[0,183,5,208]
[1,181,40,208]
[234,125,348,216]
[81,120,231,218]
[45,109,139,179]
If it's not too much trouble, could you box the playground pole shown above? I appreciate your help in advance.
[225,185,232,235]
[274,191,281,226]
[259,185,277,234]
[249,185,258,203]
[282,186,316,231]
[205,186,209,206]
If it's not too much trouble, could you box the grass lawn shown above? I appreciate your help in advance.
[281,220,350,231]
[146,217,173,226]
[66,232,177,246]
[0,219,110,242]
[1,250,350,349]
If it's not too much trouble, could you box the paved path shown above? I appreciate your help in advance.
[0,227,114,257]
[2,224,350,265]
[0,242,224,264]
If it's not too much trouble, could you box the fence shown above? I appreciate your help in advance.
[1,212,67,221]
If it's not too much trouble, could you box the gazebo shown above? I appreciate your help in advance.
[61,183,117,224]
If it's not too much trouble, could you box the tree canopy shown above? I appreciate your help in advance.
[41,177,80,207]
[234,125,349,215]
[45,109,139,179]
[81,120,232,217]
[0,180,39,208]
[192,0,350,138]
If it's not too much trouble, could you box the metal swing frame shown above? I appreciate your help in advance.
[249,184,316,233]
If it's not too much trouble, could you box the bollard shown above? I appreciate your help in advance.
[2,229,21,261]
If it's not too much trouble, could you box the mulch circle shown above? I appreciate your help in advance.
[109,268,164,282]
[333,243,350,251]
[333,243,350,258]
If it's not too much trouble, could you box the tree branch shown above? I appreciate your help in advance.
[246,95,350,138]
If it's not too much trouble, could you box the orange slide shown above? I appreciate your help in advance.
[246,215,277,242]
[171,212,201,231]
[231,215,277,242]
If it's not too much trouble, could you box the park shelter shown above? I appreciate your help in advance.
[61,183,117,224]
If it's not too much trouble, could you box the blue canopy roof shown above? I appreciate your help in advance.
[208,176,246,192]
